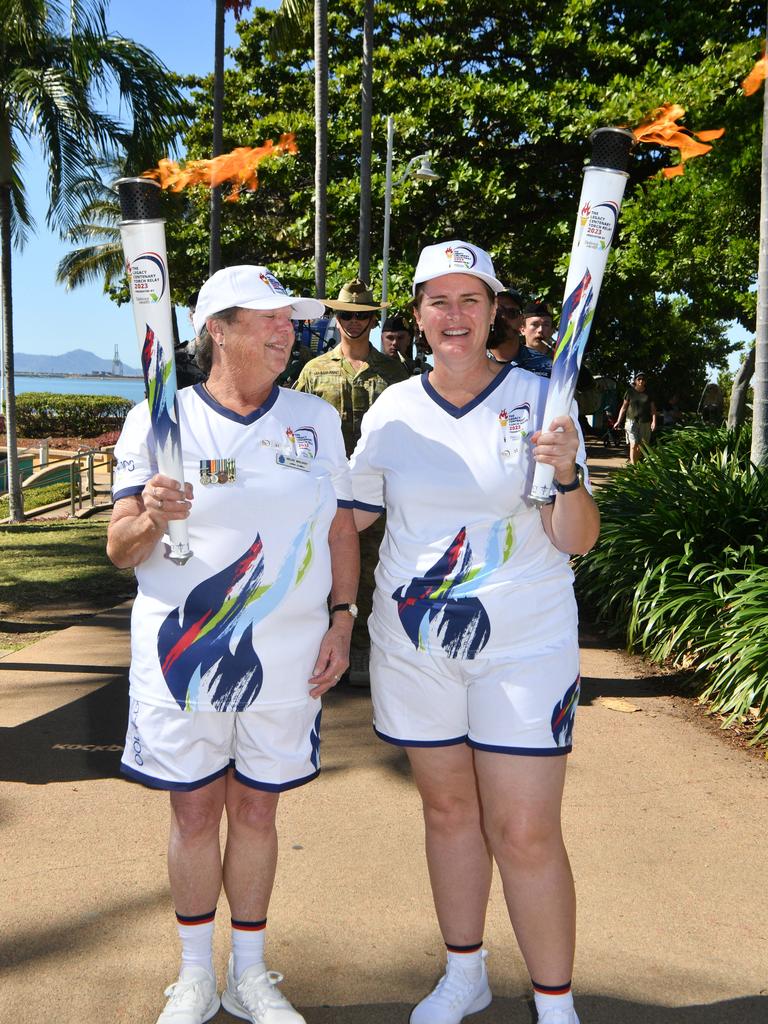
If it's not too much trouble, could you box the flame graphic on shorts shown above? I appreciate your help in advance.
[392,520,514,660]
[157,520,316,711]
[551,676,580,747]
[309,708,322,770]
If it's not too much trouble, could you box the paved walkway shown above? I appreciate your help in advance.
[2,448,767,1023]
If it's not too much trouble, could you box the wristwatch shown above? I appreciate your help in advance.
[330,602,359,619]
[553,464,585,494]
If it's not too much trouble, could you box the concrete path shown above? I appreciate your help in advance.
[1,600,767,1024]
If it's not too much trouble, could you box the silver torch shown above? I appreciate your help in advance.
[529,127,635,504]
[114,176,192,564]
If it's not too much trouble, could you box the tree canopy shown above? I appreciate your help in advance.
[156,0,762,401]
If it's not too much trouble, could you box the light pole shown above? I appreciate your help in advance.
[381,115,439,307]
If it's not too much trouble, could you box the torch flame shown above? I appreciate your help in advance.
[743,54,768,96]
[143,135,298,202]
[632,104,724,178]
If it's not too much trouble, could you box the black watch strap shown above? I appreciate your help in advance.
[553,464,584,494]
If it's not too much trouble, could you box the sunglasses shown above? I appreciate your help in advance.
[337,310,374,322]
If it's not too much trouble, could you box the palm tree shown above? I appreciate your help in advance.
[0,0,185,521]
[210,2,253,275]
[55,164,123,293]
[270,0,373,296]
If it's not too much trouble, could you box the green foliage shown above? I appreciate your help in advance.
[0,520,136,614]
[15,393,133,438]
[157,0,760,394]
[0,481,70,519]
[576,426,768,742]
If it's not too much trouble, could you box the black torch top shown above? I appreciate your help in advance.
[114,176,163,223]
[588,127,634,174]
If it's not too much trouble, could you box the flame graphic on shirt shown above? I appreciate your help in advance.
[157,520,315,711]
[392,519,515,660]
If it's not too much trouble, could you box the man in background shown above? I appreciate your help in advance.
[381,314,420,374]
[295,279,408,685]
[488,288,551,377]
[614,371,657,464]
[521,300,556,356]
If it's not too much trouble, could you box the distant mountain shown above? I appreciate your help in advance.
[15,349,141,376]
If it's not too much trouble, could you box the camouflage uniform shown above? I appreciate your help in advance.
[294,344,408,651]
[294,343,409,455]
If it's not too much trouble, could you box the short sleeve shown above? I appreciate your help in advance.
[112,403,157,501]
[322,405,353,508]
[349,402,385,514]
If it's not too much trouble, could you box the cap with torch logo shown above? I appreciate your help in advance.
[114,176,192,565]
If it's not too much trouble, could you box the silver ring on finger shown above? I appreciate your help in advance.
[157,497,164,509]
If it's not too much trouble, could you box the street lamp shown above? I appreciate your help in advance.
[381,115,439,307]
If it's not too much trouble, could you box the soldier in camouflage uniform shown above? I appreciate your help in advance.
[294,279,408,682]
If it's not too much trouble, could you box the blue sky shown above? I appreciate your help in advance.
[7,0,753,372]
[9,0,278,365]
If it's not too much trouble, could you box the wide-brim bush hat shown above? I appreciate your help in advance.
[412,240,505,296]
[193,265,325,334]
[324,278,389,312]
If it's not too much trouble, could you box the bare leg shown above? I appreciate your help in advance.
[474,751,575,986]
[168,777,227,915]
[407,744,492,945]
[222,772,280,920]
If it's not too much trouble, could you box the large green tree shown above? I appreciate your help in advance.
[163,0,761,402]
[0,0,186,521]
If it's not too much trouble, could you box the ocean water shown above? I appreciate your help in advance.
[13,375,146,405]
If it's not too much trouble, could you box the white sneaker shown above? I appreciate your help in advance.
[156,965,220,1024]
[410,950,492,1024]
[221,954,306,1023]
[538,1009,580,1024]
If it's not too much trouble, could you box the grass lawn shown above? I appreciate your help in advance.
[0,519,136,654]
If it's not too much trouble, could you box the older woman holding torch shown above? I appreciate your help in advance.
[107,265,359,1024]
[350,241,599,1024]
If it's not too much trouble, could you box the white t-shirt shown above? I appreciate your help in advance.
[349,364,588,661]
[113,384,352,711]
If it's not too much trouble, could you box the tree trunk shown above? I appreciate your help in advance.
[727,345,755,431]
[210,0,226,276]
[357,0,374,282]
[314,0,328,298]
[0,182,23,521]
[752,2,768,465]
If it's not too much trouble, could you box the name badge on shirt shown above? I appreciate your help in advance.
[276,453,311,472]
[200,458,237,485]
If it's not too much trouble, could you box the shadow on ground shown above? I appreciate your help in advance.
[0,676,127,784]
[215,995,768,1024]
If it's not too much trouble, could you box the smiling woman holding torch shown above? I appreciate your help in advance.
[349,237,599,1024]
[107,240,359,1020]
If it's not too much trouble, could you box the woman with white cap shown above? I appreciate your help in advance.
[350,242,599,1024]
[107,265,359,1024]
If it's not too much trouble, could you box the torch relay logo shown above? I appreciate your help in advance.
[127,251,167,305]
[445,244,477,270]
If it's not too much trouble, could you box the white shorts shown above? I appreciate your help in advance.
[121,697,323,791]
[625,420,651,445]
[370,639,580,755]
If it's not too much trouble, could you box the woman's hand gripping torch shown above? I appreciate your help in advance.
[529,128,635,504]
[114,177,193,564]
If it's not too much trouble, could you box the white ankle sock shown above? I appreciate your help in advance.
[446,947,484,981]
[231,918,267,979]
[176,913,215,977]
[534,987,575,1018]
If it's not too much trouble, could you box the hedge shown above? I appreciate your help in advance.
[575,426,768,743]
[15,393,134,438]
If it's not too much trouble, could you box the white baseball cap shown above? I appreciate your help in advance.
[193,265,325,334]
[412,240,505,296]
